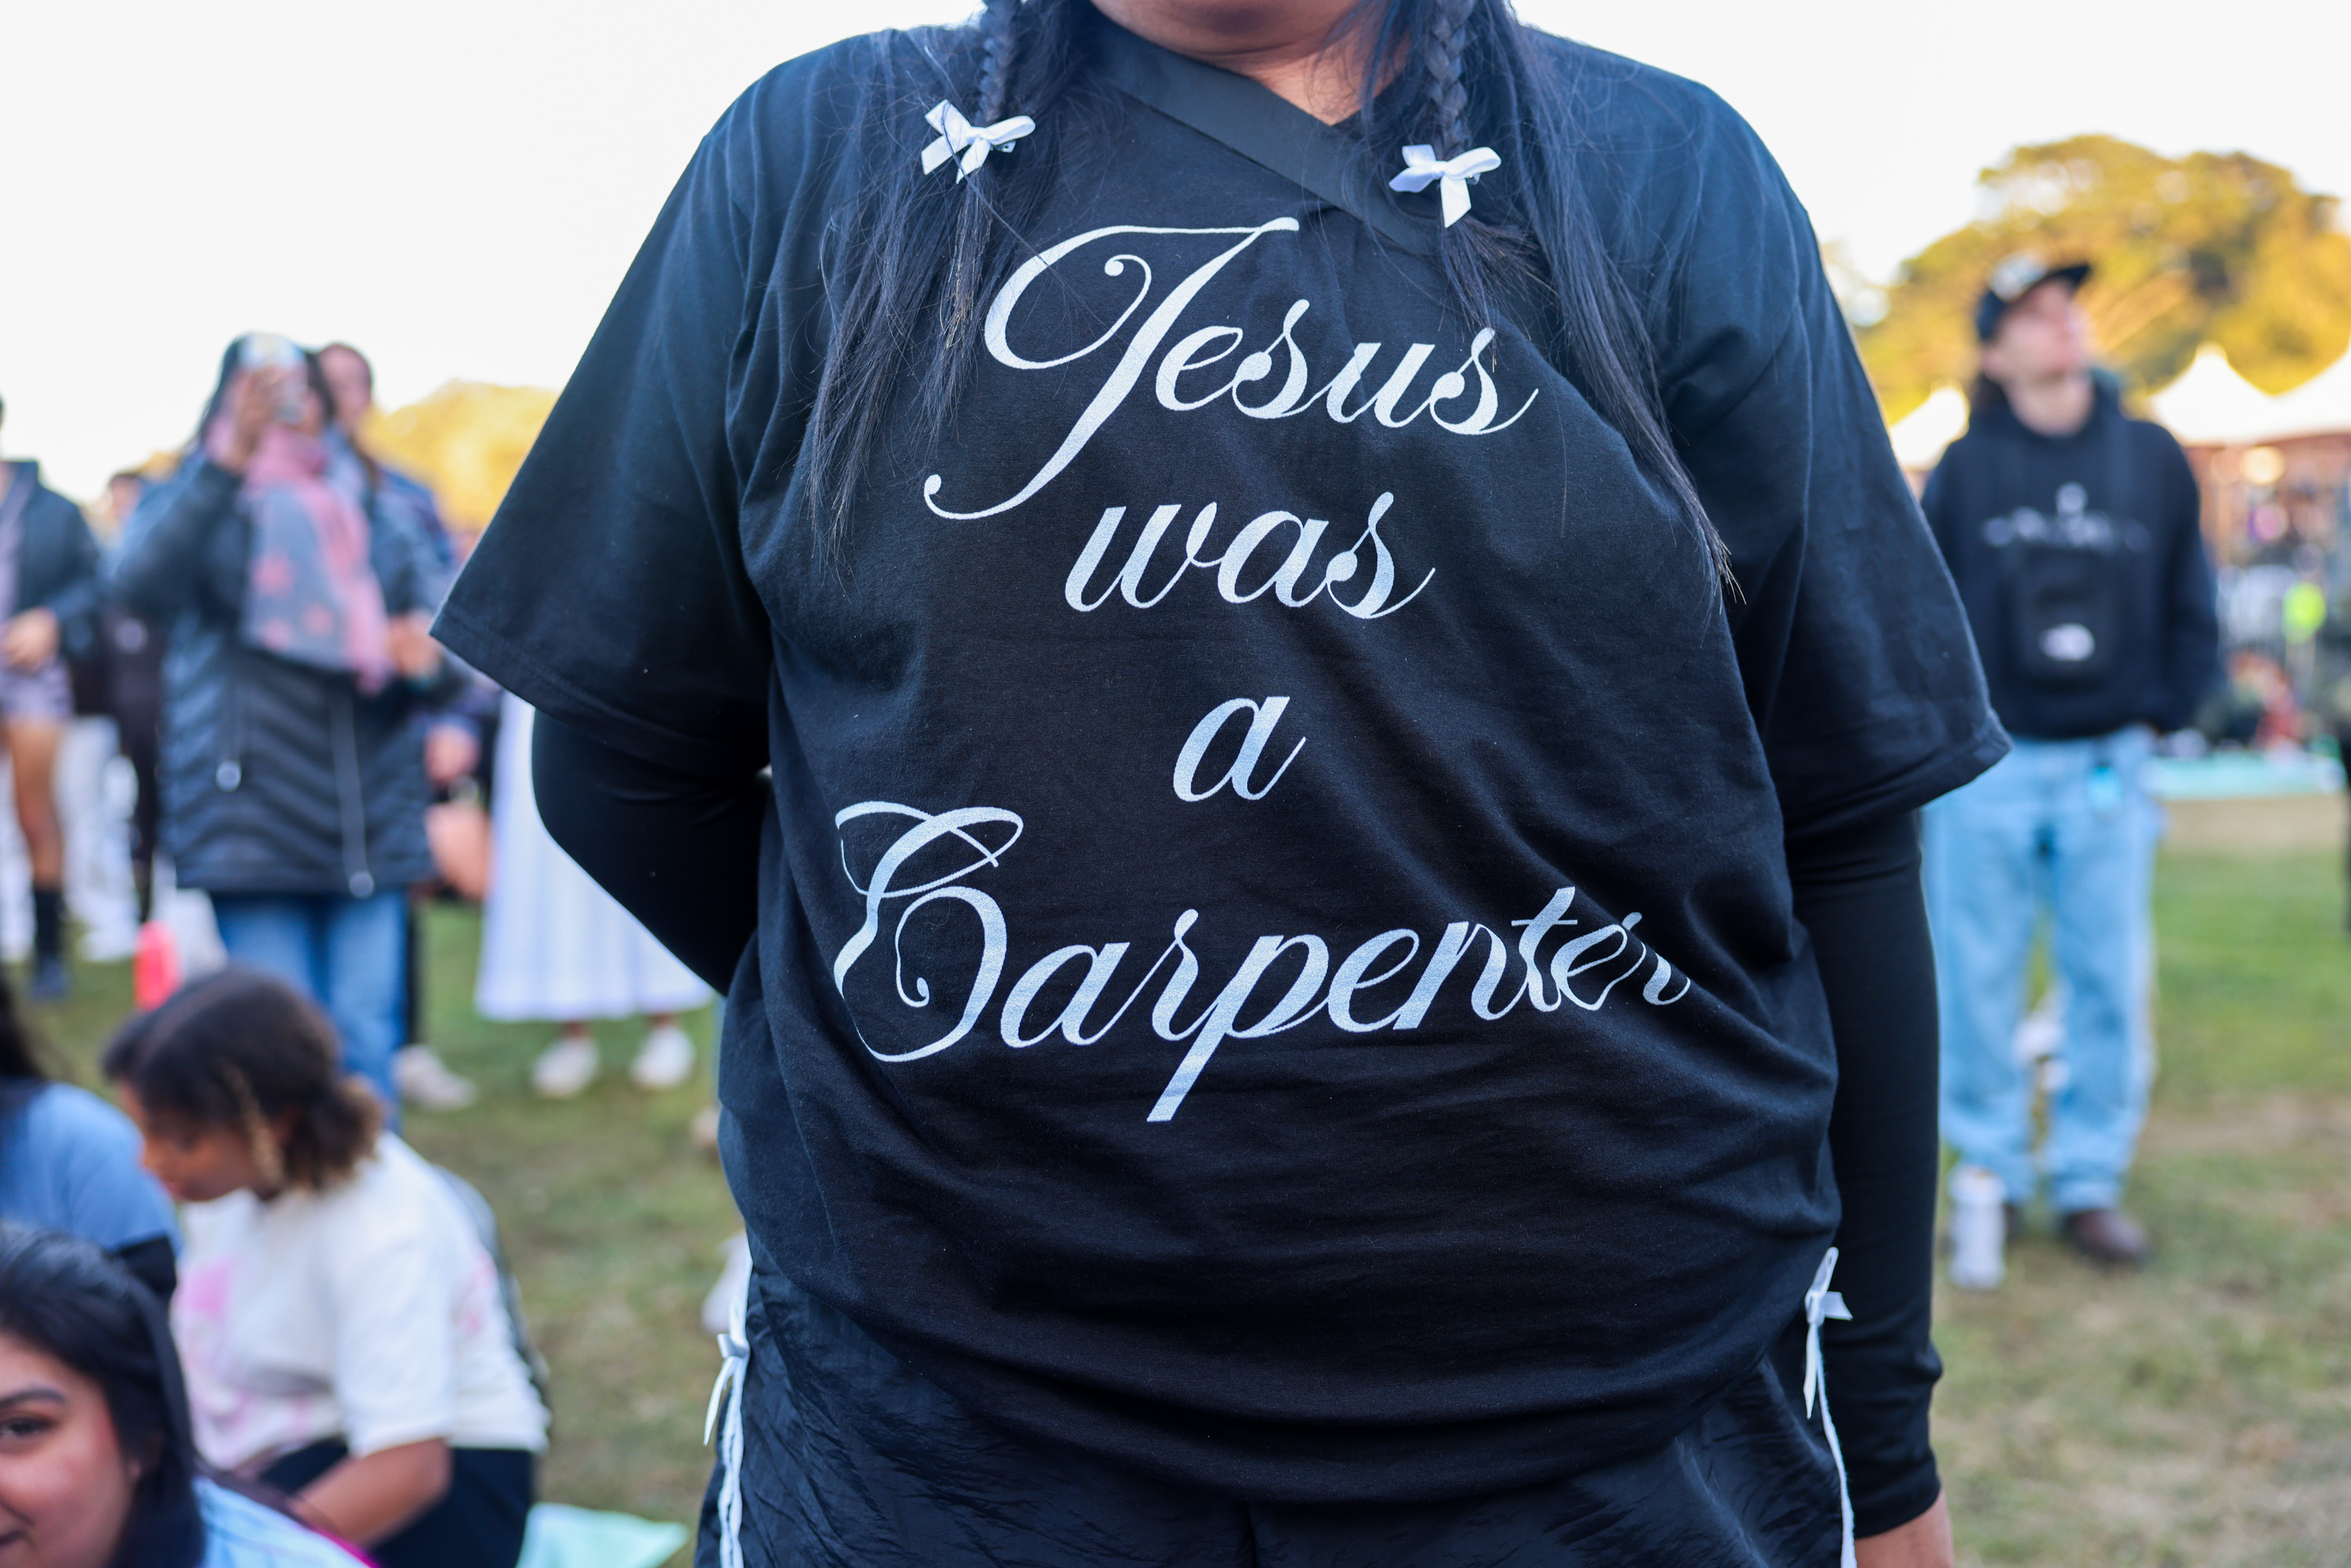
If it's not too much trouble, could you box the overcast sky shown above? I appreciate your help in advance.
[5,0,2345,498]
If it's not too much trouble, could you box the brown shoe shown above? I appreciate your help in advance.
[2060,1207,2151,1266]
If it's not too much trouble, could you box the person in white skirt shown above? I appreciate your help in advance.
[476,693,708,1095]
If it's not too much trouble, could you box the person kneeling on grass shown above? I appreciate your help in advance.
[0,1226,367,1568]
[103,967,549,1568]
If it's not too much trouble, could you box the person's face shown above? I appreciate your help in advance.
[115,1085,275,1203]
[317,347,372,433]
[1982,280,2092,385]
[0,1334,141,1568]
[105,478,144,524]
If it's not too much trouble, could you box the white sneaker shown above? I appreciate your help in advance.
[531,1036,601,1099]
[630,1023,696,1090]
[392,1045,477,1111]
[1948,1165,2009,1291]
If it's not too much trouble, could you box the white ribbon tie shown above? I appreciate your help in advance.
[703,1284,751,1568]
[922,100,1036,180]
[1389,143,1502,227]
[1802,1247,1858,1568]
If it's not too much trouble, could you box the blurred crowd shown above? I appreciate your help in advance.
[0,335,718,1567]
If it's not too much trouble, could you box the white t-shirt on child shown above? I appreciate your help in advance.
[175,1133,549,1469]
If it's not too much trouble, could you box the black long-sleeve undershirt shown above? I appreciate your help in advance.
[532,715,1942,1535]
[1788,809,1945,1534]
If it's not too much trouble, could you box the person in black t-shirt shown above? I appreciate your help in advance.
[1920,257,2220,1273]
[438,1,2004,1563]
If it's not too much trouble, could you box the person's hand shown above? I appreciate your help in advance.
[1855,1493,1954,1568]
[210,368,284,472]
[424,722,479,787]
[0,607,60,671]
[386,611,443,680]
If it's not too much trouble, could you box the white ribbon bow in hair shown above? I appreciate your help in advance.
[922,100,1036,179]
[1389,143,1502,227]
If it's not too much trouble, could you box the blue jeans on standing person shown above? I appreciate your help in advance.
[1923,725,2157,1215]
[211,890,408,1123]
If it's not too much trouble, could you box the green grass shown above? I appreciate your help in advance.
[1933,846,2351,1566]
[28,842,2351,1563]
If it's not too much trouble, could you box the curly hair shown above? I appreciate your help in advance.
[102,967,380,1192]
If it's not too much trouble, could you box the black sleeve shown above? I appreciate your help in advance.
[1917,454,1957,562]
[2154,437,2222,733]
[530,712,763,992]
[1788,809,1943,1538]
[429,80,779,777]
[111,1234,179,1304]
[1644,96,2004,839]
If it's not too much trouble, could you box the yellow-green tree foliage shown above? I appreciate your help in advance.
[364,382,557,531]
[1860,136,2351,422]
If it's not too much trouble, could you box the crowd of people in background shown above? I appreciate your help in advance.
[0,334,719,1568]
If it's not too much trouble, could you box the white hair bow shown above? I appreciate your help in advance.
[1389,143,1502,228]
[922,100,1036,180]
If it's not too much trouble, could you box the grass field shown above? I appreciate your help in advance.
[30,843,2351,1566]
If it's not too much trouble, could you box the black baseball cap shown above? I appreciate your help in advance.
[1974,255,2092,341]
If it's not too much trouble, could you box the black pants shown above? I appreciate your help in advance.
[698,1272,1845,1568]
[261,1439,534,1568]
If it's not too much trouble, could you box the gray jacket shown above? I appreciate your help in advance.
[108,457,449,896]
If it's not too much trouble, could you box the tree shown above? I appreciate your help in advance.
[364,381,558,531]
[1858,135,2351,422]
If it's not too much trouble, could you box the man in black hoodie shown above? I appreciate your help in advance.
[1920,258,2220,1273]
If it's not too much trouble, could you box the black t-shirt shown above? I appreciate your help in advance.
[439,16,2001,1504]
[1922,385,2221,741]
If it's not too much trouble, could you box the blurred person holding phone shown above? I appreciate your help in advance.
[0,396,104,1002]
[107,339,455,1118]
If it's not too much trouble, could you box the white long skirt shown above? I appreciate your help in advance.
[474,694,711,1021]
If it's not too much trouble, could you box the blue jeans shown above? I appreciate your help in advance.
[212,890,408,1123]
[1924,727,2157,1213]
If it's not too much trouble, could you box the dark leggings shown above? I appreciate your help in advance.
[260,1439,534,1568]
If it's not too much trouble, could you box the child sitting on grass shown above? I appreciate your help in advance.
[103,967,548,1568]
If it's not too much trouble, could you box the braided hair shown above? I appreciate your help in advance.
[1421,0,1479,158]
[806,0,1718,575]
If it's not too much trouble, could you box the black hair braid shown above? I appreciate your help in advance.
[1422,0,1478,157]
[938,0,1022,355]
[976,0,1020,125]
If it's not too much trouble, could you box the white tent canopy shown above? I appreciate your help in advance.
[2147,344,2289,447]
[1882,347,2349,466]
[2262,347,2351,440]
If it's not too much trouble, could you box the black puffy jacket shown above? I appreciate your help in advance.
[107,457,450,896]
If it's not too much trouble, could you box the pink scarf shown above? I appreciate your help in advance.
[209,422,393,692]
